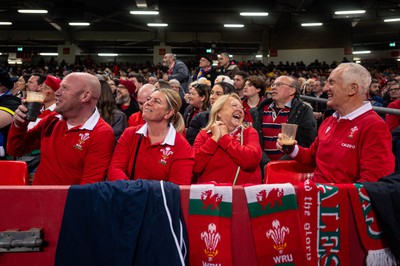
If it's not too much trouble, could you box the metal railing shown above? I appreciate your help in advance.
[300,95,400,116]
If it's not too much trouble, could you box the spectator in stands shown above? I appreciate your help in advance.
[26,73,46,92]
[387,80,400,103]
[8,72,114,185]
[193,94,262,184]
[168,79,187,114]
[108,89,193,185]
[184,82,210,128]
[277,63,394,183]
[367,79,384,107]
[217,52,239,79]
[192,55,217,86]
[233,71,249,100]
[309,80,328,127]
[162,53,192,93]
[186,82,235,145]
[301,79,314,96]
[128,73,147,97]
[12,73,31,98]
[116,79,139,118]
[214,75,234,86]
[0,70,21,160]
[242,75,265,124]
[155,79,171,89]
[128,84,155,127]
[107,78,117,97]
[385,82,400,132]
[148,76,157,85]
[251,75,317,172]
[97,80,127,144]
[21,75,61,180]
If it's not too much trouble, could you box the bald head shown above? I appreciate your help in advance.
[55,72,102,123]
[137,84,156,112]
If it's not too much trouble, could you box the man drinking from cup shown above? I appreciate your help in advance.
[7,72,114,185]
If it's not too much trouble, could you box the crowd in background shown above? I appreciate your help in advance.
[1,53,400,186]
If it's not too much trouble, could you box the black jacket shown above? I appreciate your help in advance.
[186,111,210,145]
[363,172,400,261]
[250,96,317,168]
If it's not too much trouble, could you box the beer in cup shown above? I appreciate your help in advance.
[281,123,298,153]
[25,91,44,121]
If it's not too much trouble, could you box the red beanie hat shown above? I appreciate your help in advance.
[119,79,136,95]
[44,75,62,91]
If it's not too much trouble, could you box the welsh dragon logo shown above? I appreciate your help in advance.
[201,190,223,210]
[256,188,284,210]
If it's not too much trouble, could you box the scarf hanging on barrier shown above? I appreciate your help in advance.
[188,184,232,266]
[297,179,319,265]
[316,183,350,265]
[298,181,350,265]
[347,183,397,266]
[244,183,306,265]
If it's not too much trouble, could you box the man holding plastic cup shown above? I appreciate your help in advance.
[277,63,394,183]
[251,75,317,175]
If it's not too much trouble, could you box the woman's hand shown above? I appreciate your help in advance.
[211,121,222,142]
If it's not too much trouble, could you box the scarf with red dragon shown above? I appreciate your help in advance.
[188,183,232,266]
[244,183,307,265]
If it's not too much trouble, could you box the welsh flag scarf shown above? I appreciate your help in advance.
[298,180,350,265]
[244,183,306,265]
[188,184,232,266]
[347,183,396,266]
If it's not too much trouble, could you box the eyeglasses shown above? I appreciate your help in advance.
[271,82,294,88]
[389,88,400,92]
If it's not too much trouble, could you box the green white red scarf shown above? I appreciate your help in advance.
[244,183,307,265]
[188,184,232,266]
[298,180,350,265]
[347,183,396,266]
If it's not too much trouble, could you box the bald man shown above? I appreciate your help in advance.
[128,83,155,127]
[7,72,114,185]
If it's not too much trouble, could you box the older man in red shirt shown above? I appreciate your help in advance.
[277,63,394,183]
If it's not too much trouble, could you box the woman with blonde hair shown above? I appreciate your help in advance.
[193,94,262,184]
[108,89,193,185]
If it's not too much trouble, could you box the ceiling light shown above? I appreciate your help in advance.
[69,22,90,26]
[301,23,323,27]
[224,24,244,28]
[334,10,365,15]
[256,55,263,58]
[355,60,361,64]
[130,11,159,15]
[147,23,168,27]
[18,9,48,14]
[397,59,400,62]
[353,50,371,54]
[98,53,118,57]
[384,18,400,22]
[240,12,268,17]
[0,22,12,25]
[40,53,58,56]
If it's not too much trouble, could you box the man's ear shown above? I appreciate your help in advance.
[81,91,92,103]
[348,83,359,96]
